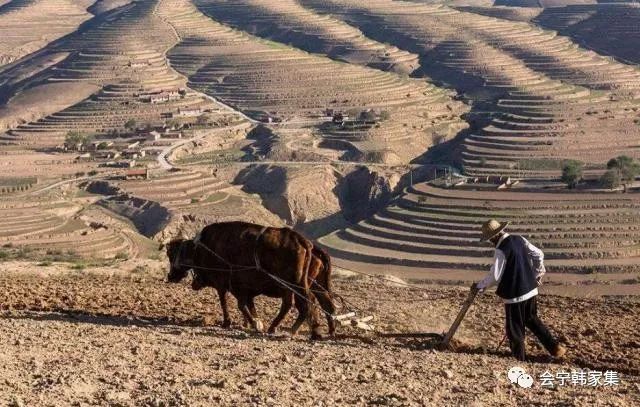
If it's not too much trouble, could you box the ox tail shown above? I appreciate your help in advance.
[314,246,333,296]
[301,238,314,290]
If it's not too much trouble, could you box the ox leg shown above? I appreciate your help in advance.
[268,293,293,334]
[314,290,337,336]
[291,290,322,340]
[238,295,263,332]
[217,288,232,329]
[243,296,260,328]
[305,291,323,340]
[290,296,307,336]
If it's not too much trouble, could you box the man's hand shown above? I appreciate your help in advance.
[536,276,543,286]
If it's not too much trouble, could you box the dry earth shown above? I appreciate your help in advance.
[0,261,638,406]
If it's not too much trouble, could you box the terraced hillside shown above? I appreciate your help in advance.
[534,4,640,65]
[0,0,241,148]
[1,0,640,285]
[193,0,420,74]
[302,0,640,177]
[0,198,142,259]
[0,0,265,259]
[0,0,93,68]
[158,0,468,164]
[320,181,640,276]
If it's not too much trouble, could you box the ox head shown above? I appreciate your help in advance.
[191,268,207,291]
[164,239,195,283]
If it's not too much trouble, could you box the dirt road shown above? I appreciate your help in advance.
[0,263,638,406]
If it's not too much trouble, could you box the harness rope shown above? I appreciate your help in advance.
[174,238,439,327]
[184,228,336,318]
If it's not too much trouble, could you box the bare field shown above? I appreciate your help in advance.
[0,263,638,406]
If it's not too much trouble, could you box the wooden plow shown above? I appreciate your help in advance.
[378,285,479,349]
[333,312,375,331]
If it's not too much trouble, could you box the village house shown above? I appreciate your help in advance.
[162,130,183,139]
[101,160,136,168]
[93,150,121,160]
[75,152,92,161]
[177,107,202,117]
[122,149,146,159]
[144,130,161,142]
[124,168,149,180]
[88,140,114,151]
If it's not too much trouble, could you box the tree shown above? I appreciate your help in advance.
[359,110,376,122]
[561,160,583,189]
[124,119,137,131]
[64,131,92,150]
[606,155,639,192]
[600,169,621,190]
[64,131,84,148]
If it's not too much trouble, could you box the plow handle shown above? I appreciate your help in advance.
[440,285,480,347]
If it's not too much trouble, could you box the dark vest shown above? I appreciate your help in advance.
[496,235,538,299]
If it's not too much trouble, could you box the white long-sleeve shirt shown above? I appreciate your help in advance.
[477,233,546,303]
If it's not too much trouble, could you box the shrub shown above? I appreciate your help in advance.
[359,110,376,122]
[124,119,137,131]
[15,247,32,259]
[114,251,129,260]
[88,170,98,176]
[379,110,391,121]
[70,262,86,271]
[0,250,8,260]
[600,169,621,190]
[432,134,446,145]
[561,160,584,189]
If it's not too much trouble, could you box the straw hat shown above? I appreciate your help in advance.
[479,219,509,242]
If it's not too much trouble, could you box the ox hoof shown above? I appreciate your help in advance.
[253,320,264,332]
[311,332,323,341]
[221,320,231,329]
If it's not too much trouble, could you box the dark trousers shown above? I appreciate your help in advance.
[504,296,558,361]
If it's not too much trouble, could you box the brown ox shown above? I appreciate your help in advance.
[165,221,325,339]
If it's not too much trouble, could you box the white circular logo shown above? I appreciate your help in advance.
[508,366,526,384]
[517,373,534,388]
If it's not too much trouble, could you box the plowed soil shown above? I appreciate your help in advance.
[0,262,638,406]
